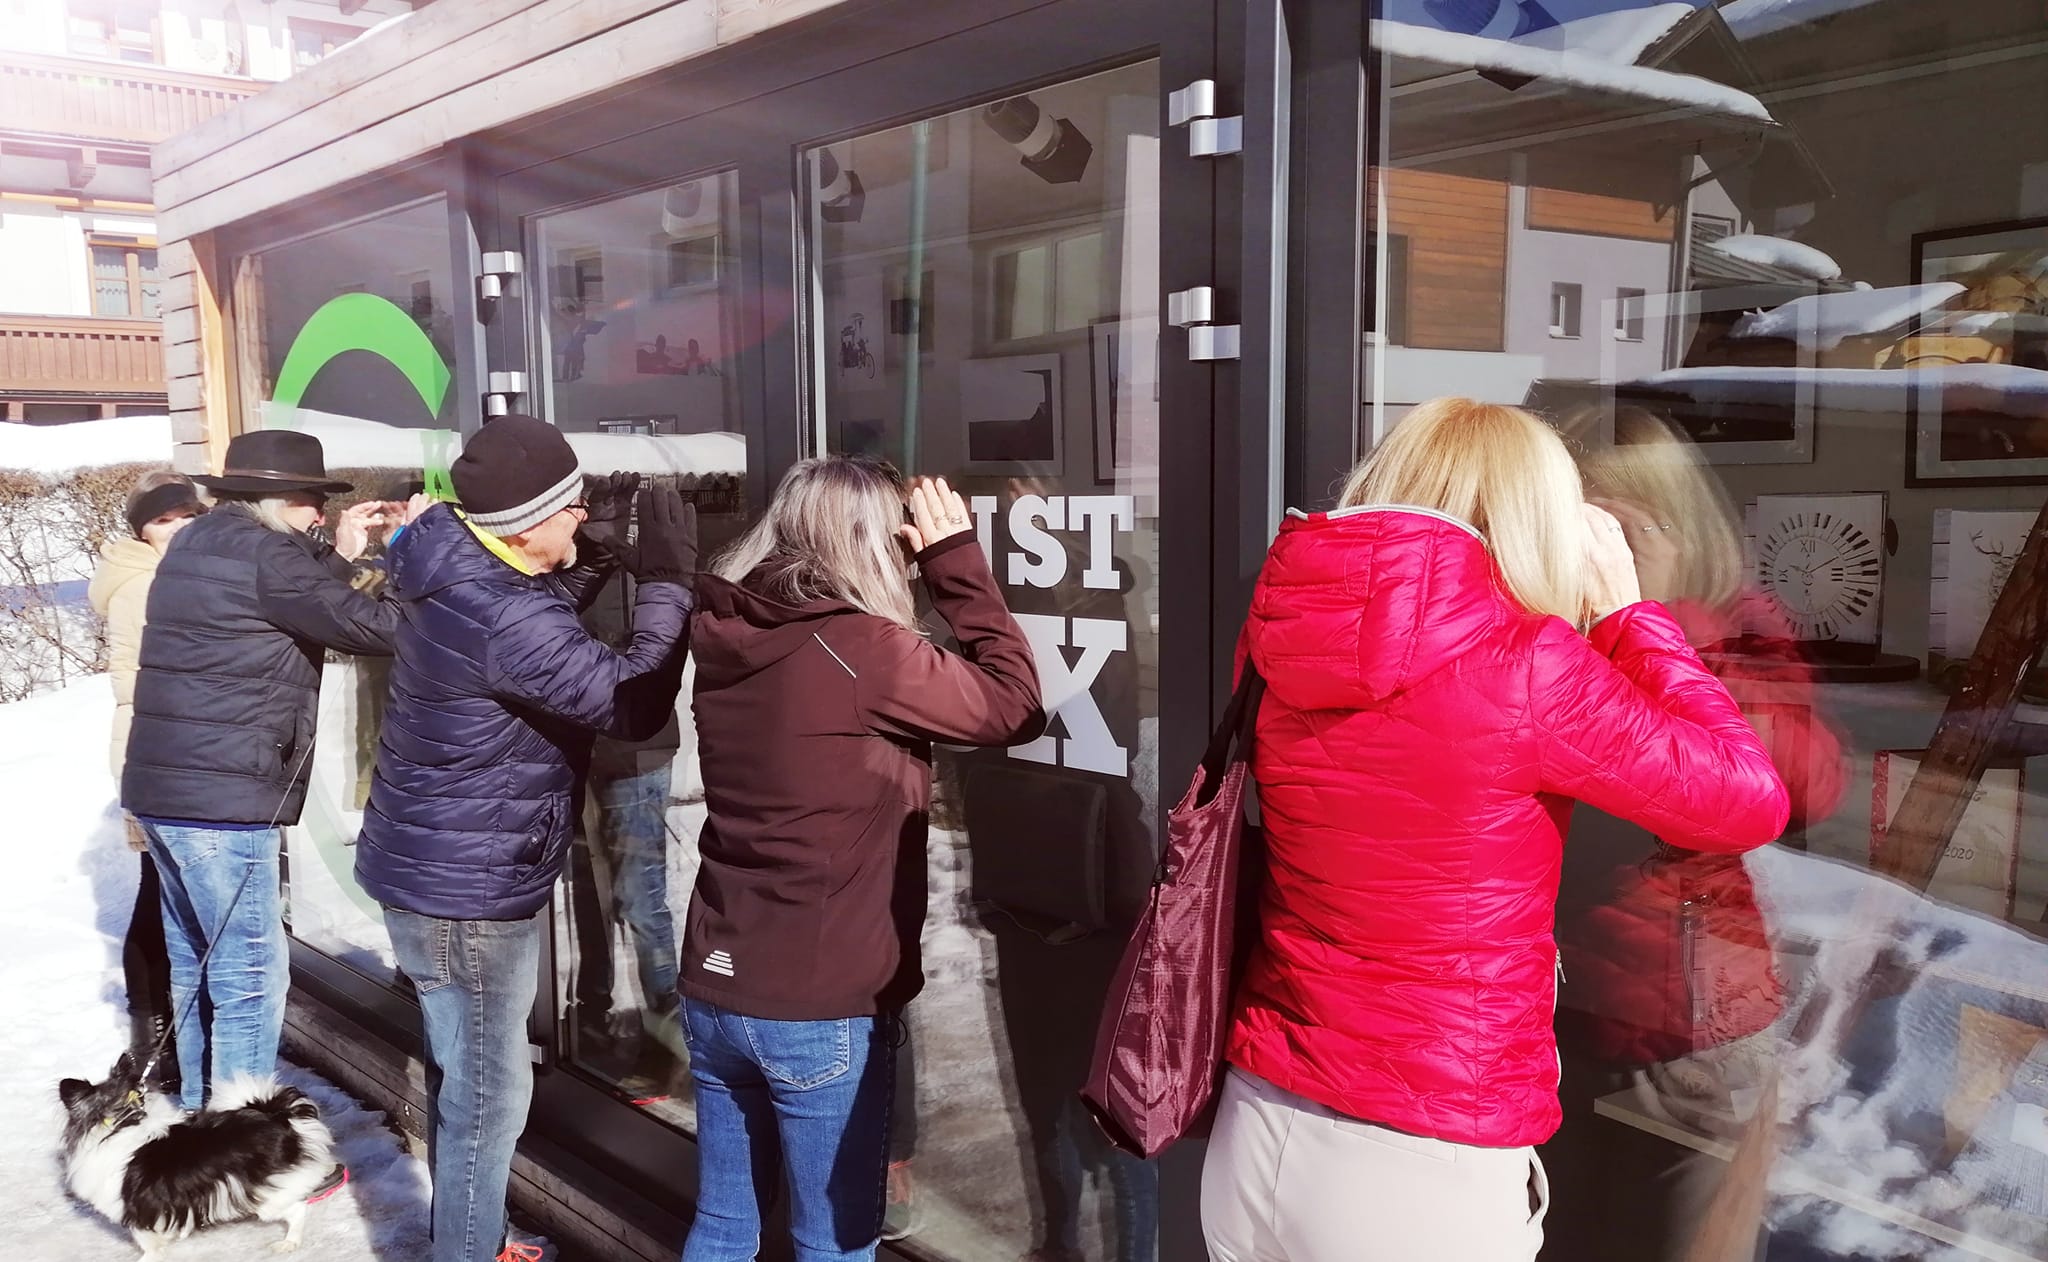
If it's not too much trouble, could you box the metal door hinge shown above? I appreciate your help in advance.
[1167,79,1242,158]
[484,370,528,417]
[478,250,524,302]
[1168,285,1241,361]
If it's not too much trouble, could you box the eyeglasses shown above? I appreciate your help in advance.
[565,500,590,521]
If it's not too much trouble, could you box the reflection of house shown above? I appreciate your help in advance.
[0,1,409,422]
[1365,1,1807,420]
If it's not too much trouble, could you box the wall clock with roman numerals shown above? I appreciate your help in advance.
[1751,493,1887,651]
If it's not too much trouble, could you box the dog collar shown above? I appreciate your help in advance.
[99,1089,144,1131]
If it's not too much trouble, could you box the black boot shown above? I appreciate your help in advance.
[130,1009,180,1097]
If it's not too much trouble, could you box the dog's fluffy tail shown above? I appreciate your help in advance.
[208,1076,320,1124]
[207,1075,336,1173]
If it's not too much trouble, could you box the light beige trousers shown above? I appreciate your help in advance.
[1201,1069,1548,1262]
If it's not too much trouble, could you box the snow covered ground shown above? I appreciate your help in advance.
[0,680,436,1261]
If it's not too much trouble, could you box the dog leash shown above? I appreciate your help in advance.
[134,739,320,1089]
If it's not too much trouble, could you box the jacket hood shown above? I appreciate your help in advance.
[692,572,861,685]
[387,502,530,600]
[88,537,159,617]
[1245,506,1512,710]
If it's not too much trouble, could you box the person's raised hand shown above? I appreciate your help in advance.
[576,471,642,568]
[1581,502,1645,623]
[333,499,388,562]
[900,477,972,555]
[624,488,697,584]
[1594,497,1682,605]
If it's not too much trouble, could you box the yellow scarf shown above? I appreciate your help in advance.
[455,508,538,576]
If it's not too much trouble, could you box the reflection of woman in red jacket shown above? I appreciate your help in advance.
[1556,408,1844,1073]
[1536,408,1846,1262]
[1199,399,1789,1262]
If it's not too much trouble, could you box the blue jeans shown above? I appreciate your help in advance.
[588,764,679,1011]
[142,822,287,1111]
[681,999,893,1262]
[386,907,542,1262]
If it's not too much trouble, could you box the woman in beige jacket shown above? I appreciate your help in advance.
[88,470,206,1089]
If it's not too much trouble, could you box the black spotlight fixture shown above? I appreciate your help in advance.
[982,95,1092,184]
[817,148,865,224]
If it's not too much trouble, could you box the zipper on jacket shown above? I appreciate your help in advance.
[1554,950,1565,1088]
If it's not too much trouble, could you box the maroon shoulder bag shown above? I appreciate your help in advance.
[1081,664,1265,1159]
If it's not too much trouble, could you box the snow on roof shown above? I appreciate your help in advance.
[1373,18,1774,122]
[1719,0,1884,40]
[0,414,171,474]
[1704,233,1842,282]
[1505,3,1705,63]
[1726,281,1964,349]
[1626,363,2048,416]
[283,408,747,477]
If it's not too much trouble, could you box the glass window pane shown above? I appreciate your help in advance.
[1054,230,1104,332]
[91,245,131,316]
[805,60,1162,1262]
[237,200,456,991]
[1362,8,2048,1261]
[530,170,750,1130]
[136,248,162,319]
[994,242,1052,341]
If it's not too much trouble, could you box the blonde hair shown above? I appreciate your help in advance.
[1339,397,1588,621]
[712,456,918,628]
[1560,406,1743,609]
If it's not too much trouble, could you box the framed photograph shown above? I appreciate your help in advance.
[1931,509,2036,662]
[1524,285,1822,466]
[1871,749,2022,921]
[1907,218,2048,486]
[959,354,1062,474]
[1747,493,1887,651]
[1089,318,1160,485]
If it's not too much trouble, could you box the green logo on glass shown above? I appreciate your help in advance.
[268,292,459,500]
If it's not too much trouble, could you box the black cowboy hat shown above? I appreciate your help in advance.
[192,429,354,495]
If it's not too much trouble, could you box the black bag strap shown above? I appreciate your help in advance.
[1194,663,1265,805]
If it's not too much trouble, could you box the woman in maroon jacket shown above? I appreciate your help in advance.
[681,457,1045,1262]
[1201,398,1789,1262]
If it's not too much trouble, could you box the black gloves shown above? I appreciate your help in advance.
[575,471,642,570]
[625,488,698,585]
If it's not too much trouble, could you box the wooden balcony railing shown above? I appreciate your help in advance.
[0,315,165,397]
[0,51,264,146]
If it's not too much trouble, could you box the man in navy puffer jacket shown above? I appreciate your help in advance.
[355,415,694,1262]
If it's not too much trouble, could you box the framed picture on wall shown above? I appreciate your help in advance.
[1525,288,1823,467]
[1747,493,1887,654]
[1871,750,2022,921]
[1906,218,2048,486]
[960,354,1062,475]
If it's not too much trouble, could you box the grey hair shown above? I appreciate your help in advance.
[711,457,917,629]
[217,493,308,536]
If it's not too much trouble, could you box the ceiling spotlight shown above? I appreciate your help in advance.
[816,149,864,224]
[982,96,1092,184]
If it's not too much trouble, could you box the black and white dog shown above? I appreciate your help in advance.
[59,1053,337,1256]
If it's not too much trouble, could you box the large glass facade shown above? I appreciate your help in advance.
[1364,4,2048,1258]
[234,198,457,987]
[526,170,752,1127]
[805,60,1163,1262]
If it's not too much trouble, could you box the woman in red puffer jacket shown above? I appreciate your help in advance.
[1200,398,1790,1262]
